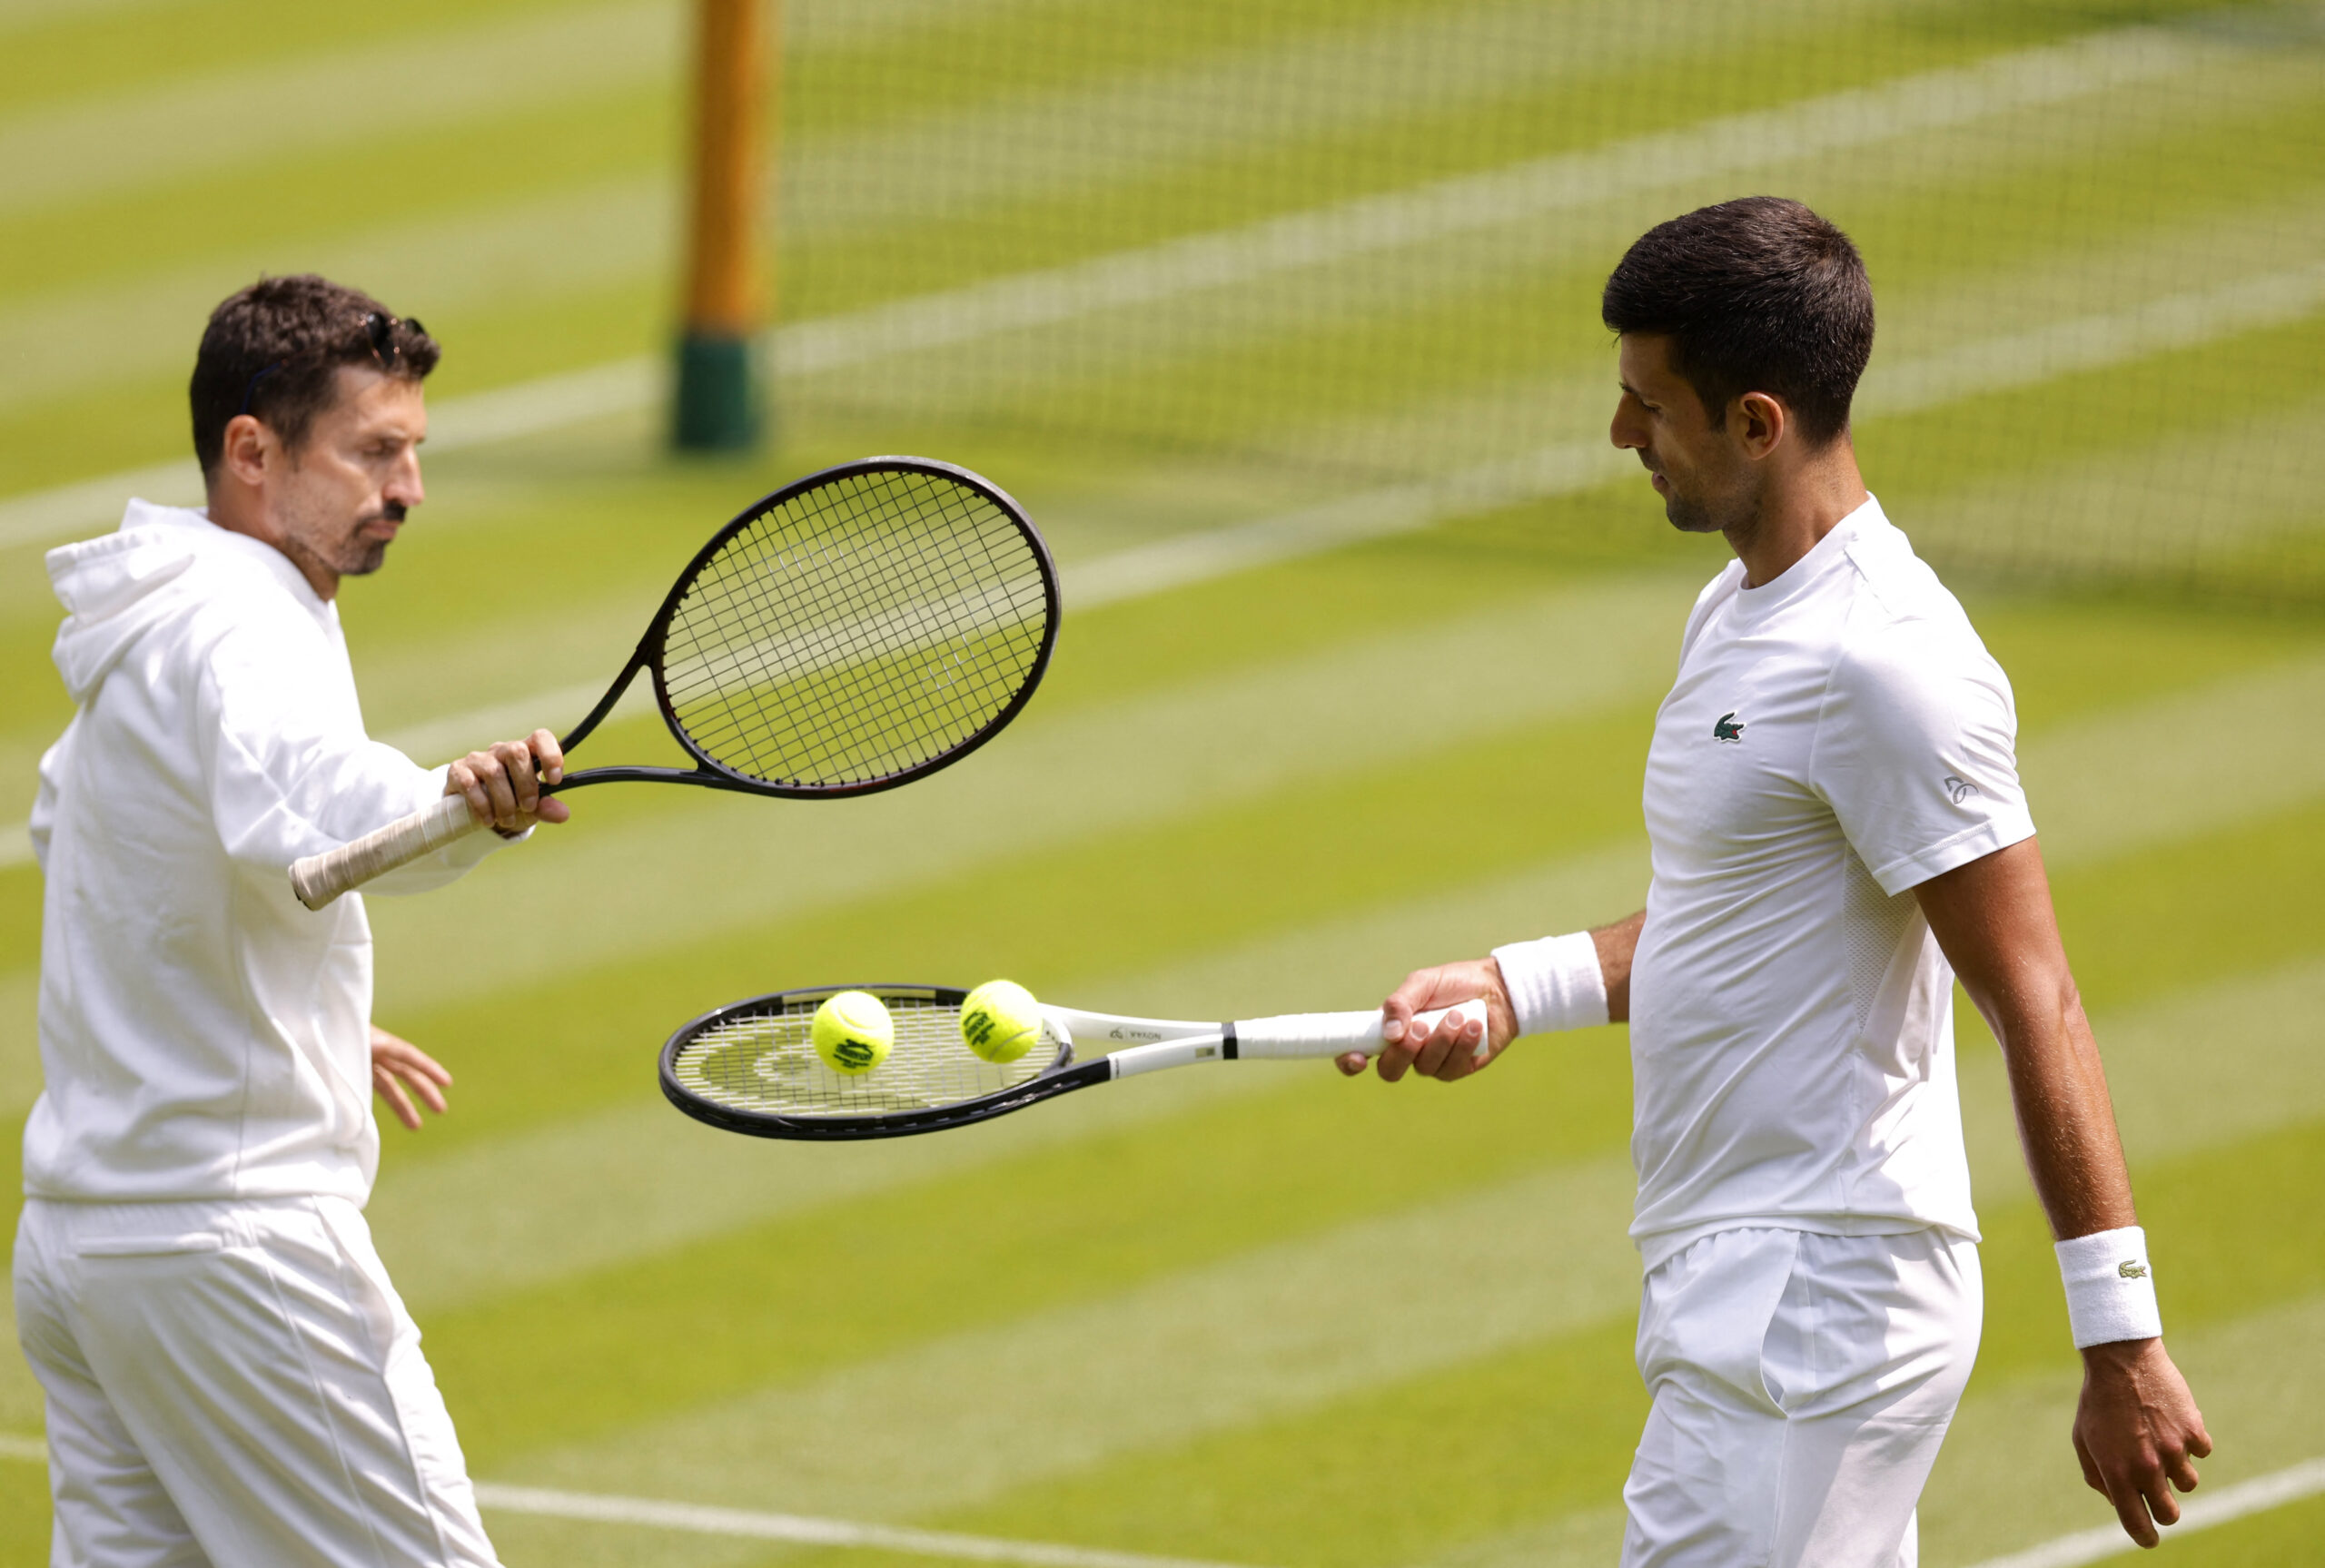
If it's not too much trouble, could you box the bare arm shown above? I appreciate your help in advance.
[1339,910,1644,1082]
[1914,837,2211,1547]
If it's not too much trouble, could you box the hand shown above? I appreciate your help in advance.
[2073,1338,2211,1546]
[446,728,569,833]
[1337,958,1519,1082]
[371,1024,452,1132]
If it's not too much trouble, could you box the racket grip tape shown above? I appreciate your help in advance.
[1233,1000,1488,1060]
[289,794,483,910]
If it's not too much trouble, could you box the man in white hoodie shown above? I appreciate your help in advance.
[16,275,564,1565]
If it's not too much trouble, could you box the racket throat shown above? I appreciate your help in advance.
[1105,1031,1236,1080]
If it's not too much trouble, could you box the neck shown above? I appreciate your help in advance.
[1725,440,1870,589]
[205,482,339,601]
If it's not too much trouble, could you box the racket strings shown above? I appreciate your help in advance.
[660,469,1050,788]
[668,995,1059,1119]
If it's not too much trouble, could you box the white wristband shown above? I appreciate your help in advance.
[1489,932,1608,1038]
[2055,1227,2163,1348]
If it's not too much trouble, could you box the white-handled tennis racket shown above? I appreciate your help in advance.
[290,458,1058,910]
[659,983,1489,1140]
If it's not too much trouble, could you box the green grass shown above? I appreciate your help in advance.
[5,0,2325,1562]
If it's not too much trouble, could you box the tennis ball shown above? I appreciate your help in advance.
[960,980,1043,1064]
[812,990,893,1074]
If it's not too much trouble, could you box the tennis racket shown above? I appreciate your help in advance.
[291,458,1059,910]
[659,982,1490,1140]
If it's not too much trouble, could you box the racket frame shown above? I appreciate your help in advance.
[548,455,1060,800]
[658,982,1481,1141]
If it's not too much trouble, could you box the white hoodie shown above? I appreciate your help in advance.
[27,499,511,1205]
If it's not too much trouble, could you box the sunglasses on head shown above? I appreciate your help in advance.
[234,311,428,419]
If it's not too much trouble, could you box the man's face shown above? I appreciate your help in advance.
[1608,334,1758,536]
[269,365,427,587]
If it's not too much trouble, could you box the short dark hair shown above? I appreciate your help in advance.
[1601,197,1873,449]
[191,274,440,479]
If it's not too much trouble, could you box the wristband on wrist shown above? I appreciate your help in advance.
[2055,1227,2162,1348]
[1489,932,1608,1038]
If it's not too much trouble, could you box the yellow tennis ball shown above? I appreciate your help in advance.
[812,991,893,1074]
[960,980,1043,1064]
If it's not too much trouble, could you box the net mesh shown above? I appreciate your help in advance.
[778,1,2325,601]
[669,990,1061,1119]
[660,467,1052,788]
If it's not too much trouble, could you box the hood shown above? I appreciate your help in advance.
[45,499,280,704]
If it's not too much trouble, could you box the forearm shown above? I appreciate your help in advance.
[1591,911,1644,1024]
[1975,974,2138,1240]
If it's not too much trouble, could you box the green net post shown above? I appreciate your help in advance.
[673,330,763,452]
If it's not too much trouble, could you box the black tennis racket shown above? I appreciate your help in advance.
[659,983,1489,1140]
[291,458,1058,909]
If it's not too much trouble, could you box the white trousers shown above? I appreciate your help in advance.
[13,1196,500,1568]
[1622,1227,1982,1568]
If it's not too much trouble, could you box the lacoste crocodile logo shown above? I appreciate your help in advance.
[2118,1260,2149,1279]
[1944,775,1980,804]
[1713,712,1746,744]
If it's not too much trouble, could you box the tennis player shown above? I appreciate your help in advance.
[15,275,564,1564]
[1343,199,2209,1564]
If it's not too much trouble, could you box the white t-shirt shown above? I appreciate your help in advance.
[26,500,512,1205]
[1624,497,2033,1268]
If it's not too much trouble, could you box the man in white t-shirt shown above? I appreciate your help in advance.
[1341,199,2210,1564]
[15,275,566,1565]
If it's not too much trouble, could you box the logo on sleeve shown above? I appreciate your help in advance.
[1712,712,1746,744]
[1944,774,1980,804]
[2119,1260,2149,1279]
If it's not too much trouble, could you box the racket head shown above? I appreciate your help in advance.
[660,983,1094,1140]
[636,458,1060,799]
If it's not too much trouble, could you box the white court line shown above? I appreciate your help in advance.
[470,1484,1261,1568]
[0,18,2218,555]
[1963,1455,2325,1567]
[0,1435,2320,1563]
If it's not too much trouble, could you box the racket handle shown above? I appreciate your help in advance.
[1235,1000,1489,1060]
[289,794,482,911]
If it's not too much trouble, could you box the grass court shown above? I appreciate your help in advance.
[2,0,2322,1561]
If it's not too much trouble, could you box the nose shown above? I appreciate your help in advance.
[1609,395,1647,452]
[386,446,425,510]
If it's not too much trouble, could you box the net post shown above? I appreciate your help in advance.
[673,0,772,453]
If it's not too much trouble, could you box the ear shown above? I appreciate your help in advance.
[218,414,275,489]
[1733,391,1787,459]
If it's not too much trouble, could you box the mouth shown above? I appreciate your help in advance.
[357,507,406,542]
[1649,472,1668,496]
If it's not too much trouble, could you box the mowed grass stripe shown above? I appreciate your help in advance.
[364,778,2325,1322]
[728,1149,2325,1568]
[361,631,2325,1016]
[402,789,2325,1475]
[364,843,1650,1316]
[357,573,1693,1012]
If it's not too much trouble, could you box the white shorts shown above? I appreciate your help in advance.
[13,1195,500,1568]
[1622,1227,1982,1568]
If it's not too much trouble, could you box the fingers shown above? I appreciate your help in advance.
[2106,1469,2162,1548]
[1334,1050,1369,1077]
[373,1062,423,1131]
[447,734,567,832]
[2164,1441,2202,1495]
[1410,1010,1489,1080]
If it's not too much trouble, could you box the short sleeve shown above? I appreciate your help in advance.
[1810,613,2036,895]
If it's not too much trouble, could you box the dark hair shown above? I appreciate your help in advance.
[1601,197,1872,448]
[191,274,440,478]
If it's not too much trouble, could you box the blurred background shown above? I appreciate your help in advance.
[3,0,2323,1562]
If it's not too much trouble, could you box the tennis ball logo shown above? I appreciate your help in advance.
[960,980,1042,1063]
[812,991,894,1074]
